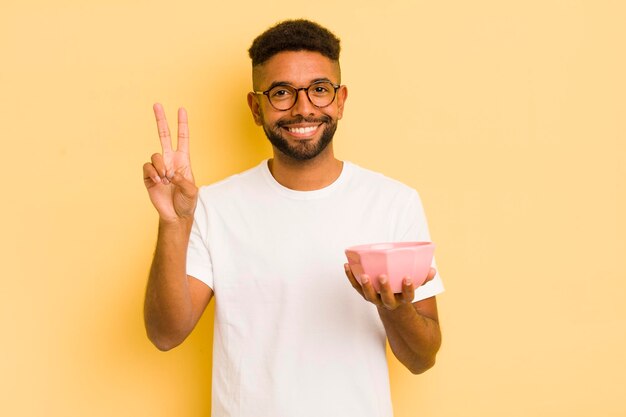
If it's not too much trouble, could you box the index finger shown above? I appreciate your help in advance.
[153,103,173,153]
[177,107,190,154]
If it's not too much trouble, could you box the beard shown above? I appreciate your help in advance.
[262,115,337,161]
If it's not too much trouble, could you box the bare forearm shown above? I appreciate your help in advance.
[144,219,194,350]
[378,303,441,374]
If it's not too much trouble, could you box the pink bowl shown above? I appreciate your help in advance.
[345,242,435,293]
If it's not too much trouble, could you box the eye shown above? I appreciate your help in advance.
[309,83,333,96]
[269,87,294,100]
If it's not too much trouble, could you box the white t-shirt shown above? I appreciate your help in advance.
[187,160,444,417]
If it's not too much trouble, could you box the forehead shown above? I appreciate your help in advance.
[253,50,340,88]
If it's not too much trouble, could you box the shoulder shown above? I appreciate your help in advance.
[344,161,420,200]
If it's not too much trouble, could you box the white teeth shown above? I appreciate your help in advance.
[288,126,317,134]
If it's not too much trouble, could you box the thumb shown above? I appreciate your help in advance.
[170,169,198,200]
[425,267,437,283]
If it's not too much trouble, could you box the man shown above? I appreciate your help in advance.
[143,19,443,417]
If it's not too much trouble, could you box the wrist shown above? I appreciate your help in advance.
[377,302,415,318]
[158,216,194,234]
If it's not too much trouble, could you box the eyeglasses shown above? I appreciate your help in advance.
[254,81,340,111]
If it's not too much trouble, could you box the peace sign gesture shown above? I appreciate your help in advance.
[143,103,198,223]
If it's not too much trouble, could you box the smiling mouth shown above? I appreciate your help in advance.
[287,125,319,134]
[280,123,323,138]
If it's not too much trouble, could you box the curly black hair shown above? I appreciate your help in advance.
[248,19,341,67]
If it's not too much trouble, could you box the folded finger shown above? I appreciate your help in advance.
[143,162,160,185]
[150,153,167,178]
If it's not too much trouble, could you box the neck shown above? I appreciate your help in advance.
[268,146,343,191]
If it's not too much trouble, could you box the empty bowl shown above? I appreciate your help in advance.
[345,242,435,293]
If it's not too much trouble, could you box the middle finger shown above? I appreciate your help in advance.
[401,278,415,304]
[378,275,397,309]
[177,107,190,154]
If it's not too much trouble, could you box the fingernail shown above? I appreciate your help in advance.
[153,175,160,183]
[361,275,369,284]
[379,275,388,285]
[404,278,412,286]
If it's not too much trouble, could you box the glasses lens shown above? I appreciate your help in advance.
[307,82,336,107]
[266,82,337,110]
[268,85,297,110]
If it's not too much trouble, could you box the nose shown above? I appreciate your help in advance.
[290,88,316,117]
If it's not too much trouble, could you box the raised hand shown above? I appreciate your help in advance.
[143,103,198,223]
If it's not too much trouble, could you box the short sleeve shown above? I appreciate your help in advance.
[186,196,214,290]
[397,190,445,302]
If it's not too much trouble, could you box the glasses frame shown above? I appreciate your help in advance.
[253,81,341,111]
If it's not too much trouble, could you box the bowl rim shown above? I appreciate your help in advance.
[345,241,434,253]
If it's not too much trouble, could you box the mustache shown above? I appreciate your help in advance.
[277,115,331,127]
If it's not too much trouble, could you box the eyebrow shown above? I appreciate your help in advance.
[265,77,334,91]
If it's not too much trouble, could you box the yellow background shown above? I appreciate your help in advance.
[1,1,625,416]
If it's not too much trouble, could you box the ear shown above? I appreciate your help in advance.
[335,85,348,120]
[247,92,263,126]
